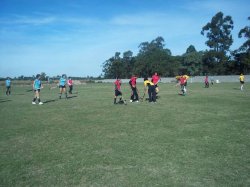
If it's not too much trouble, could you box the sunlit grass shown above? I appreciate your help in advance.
[0,82,250,186]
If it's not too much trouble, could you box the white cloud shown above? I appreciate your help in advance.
[0,14,56,25]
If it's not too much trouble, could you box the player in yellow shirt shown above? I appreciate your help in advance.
[143,78,156,103]
[239,73,245,91]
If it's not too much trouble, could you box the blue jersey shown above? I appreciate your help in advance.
[59,77,67,86]
[33,79,41,90]
[5,79,11,87]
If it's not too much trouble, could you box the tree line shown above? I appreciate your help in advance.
[0,74,102,81]
[102,12,250,78]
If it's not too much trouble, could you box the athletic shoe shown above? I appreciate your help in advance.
[32,102,36,104]
[130,100,133,103]
[135,100,139,103]
[39,102,43,105]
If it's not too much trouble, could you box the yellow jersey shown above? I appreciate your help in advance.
[183,75,189,80]
[239,75,244,82]
[144,80,154,87]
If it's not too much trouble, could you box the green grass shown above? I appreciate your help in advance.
[0,83,250,186]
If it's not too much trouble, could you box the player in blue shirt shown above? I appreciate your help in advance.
[32,74,43,105]
[59,74,68,99]
[5,77,11,96]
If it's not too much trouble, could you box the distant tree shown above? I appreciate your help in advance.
[186,45,196,53]
[201,12,234,74]
[40,72,46,81]
[102,52,124,78]
[135,36,173,77]
[234,16,250,73]
[182,45,203,76]
[18,75,24,80]
[238,16,250,52]
[122,50,135,78]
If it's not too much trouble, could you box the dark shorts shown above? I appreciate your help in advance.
[240,81,244,84]
[34,89,40,92]
[59,85,66,88]
[115,90,122,96]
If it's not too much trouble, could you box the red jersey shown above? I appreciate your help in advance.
[204,76,209,83]
[114,79,121,90]
[152,75,160,85]
[130,76,137,87]
[179,76,186,85]
[67,79,73,86]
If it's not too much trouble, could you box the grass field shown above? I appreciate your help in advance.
[0,82,250,186]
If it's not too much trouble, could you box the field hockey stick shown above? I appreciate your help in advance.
[122,97,127,105]
[140,92,146,102]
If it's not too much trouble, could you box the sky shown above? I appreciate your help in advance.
[0,0,249,78]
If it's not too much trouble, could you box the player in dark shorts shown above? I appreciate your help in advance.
[114,78,126,104]
[59,74,68,99]
[129,75,139,102]
[5,77,11,96]
[32,74,43,104]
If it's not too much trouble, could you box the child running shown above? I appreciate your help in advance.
[5,77,11,96]
[183,74,189,93]
[59,74,68,99]
[179,75,187,96]
[114,77,126,104]
[32,74,43,105]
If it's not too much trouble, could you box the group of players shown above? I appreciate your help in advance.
[31,74,74,105]
[4,74,74,105]
[113,72,162,105]
[113,73,246,104]
[3,73,245,105]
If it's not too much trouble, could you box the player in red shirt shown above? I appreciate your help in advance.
[151,72,160,94]
[179,75,187,95]
[129,75,139,102]
[114,78,126,104]
[204,75,209,88]
[67,77,73,94]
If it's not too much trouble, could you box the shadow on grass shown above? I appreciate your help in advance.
[0,99,12,103]
[26,89,33,92]
[67,95,77,99]
[43,99,57,104]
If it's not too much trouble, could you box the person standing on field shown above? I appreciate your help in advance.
[239,73,245,91]
[67,77,73,94]
[32,74,43,105]
[204,75,209,88]
[5,77,11,96]
[113,77,126,104]
[151,72,160,94]
[129,75,139,102]
[59,74,68,99]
